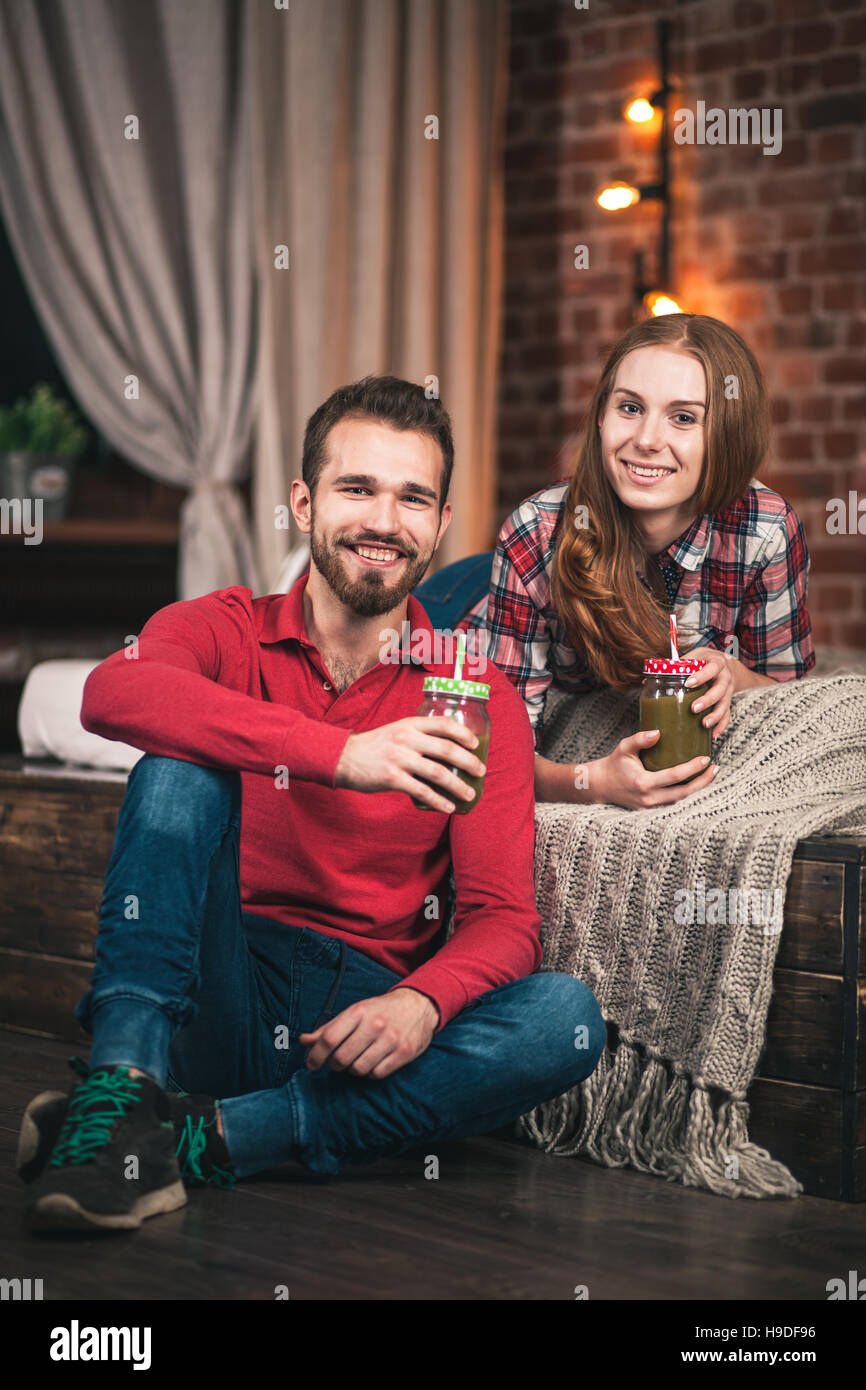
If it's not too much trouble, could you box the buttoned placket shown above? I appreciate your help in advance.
[268,601,437,719]
[292,637,338,708]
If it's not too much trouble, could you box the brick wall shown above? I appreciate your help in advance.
[497,0,866,650]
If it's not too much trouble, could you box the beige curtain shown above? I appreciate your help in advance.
[0,0,260,600]
[248,0,506,593]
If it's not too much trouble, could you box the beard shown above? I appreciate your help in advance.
[309,511,435,617]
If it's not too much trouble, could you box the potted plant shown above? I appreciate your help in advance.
[0,383,88,521]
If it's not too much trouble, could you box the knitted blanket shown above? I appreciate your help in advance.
[517,673,866,1199]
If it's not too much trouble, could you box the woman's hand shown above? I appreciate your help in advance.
[591,731,718,809]
[683,647,736,739]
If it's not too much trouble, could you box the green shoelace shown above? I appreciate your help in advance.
[49,1065,144,1167]
[174,1109,235,1190]
[52,1056,235,1189]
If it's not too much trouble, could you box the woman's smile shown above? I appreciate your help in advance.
[621,459,677,486]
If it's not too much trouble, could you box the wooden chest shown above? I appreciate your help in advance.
[0,759,126,1044]
[747,834,866,1201]
[0,756,864,1200]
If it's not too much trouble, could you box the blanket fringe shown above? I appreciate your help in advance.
[519,1038,803,1200]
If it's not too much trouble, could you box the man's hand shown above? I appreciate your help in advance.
[334,716,485,813]
[298,987,440,1079]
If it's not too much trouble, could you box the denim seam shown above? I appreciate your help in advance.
[285,1070,307,1154]
[171,810,243,1014]
[270,966,304,1087]
[299,929,341,968]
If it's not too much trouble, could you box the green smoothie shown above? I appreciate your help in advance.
[640,684,711,772]
[411,729,490,813]
[410,675,492,814]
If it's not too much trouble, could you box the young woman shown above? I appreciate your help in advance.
[459,313,815,809]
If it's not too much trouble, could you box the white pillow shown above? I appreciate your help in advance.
[18,659,143,772]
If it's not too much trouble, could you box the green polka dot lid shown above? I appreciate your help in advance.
[423,631,489,699]
[423,675,490,700]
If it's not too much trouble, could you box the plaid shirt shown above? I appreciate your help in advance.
[458,478,816,751]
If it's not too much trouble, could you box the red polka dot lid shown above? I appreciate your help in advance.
[643,657,707,676]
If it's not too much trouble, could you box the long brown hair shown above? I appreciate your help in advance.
[550,314,770,689]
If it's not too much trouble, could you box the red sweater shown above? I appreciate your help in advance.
[80,574,543,1031]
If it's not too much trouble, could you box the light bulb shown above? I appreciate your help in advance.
[596,182,641,212]
[625,98,656,124]
[644,291,683,316]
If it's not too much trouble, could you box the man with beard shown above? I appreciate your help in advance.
[18,376,606,1232]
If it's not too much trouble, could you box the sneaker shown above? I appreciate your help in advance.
[18,1057,235,1193]
[23,1059,187,1232]
[172,1092,235,1190]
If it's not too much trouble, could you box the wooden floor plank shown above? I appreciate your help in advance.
[2,1029,865,1300]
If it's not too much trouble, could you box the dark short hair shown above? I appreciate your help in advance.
[301,375,454,509]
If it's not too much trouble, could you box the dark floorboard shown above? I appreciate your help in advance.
[1,1027,864,1301]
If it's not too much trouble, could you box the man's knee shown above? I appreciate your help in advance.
[127,754,240,837]
[523,971,608,1083]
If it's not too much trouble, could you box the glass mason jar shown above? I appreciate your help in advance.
[412,675,491,814]
[639,657,712,773]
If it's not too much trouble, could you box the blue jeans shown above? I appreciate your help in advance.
[74,755,606,1179]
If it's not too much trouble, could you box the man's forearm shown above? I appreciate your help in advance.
[81,650,350,784]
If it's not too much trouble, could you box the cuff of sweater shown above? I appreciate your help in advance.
[278,722,352,788]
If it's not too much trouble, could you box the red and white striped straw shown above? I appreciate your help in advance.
[669,614,679,660]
